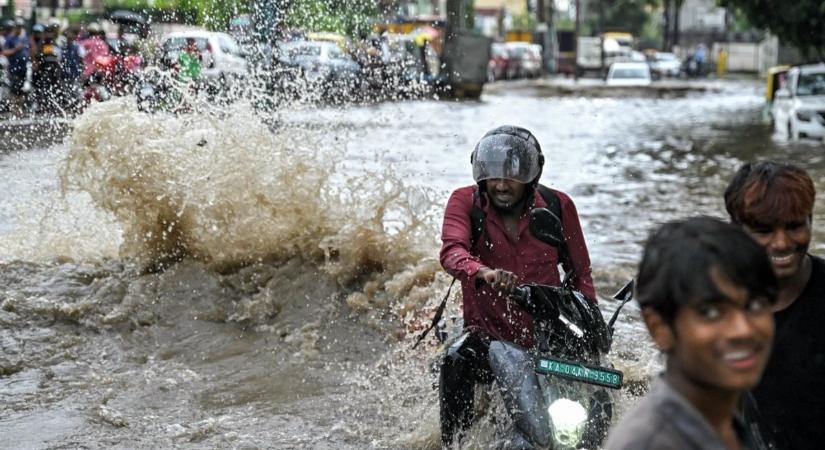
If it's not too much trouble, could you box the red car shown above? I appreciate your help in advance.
[488,42,513,81]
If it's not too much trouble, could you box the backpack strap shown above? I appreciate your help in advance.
[469,184,567,256]
[412,185,571,348]
[534,184,570,268]
[469,188,487,254]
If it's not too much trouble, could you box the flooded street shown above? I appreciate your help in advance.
[2,79,825,449]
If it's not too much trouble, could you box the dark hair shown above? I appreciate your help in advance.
[636,216,777,324]
[724,161,815,227]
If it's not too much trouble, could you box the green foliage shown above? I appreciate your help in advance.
[103,0,246,29]
[718,0,825,58]
[585,0,659,37]
[285,0,379,37]
[64,9,97,25]
[638,15,662,49]
[555,16,576,31]
[512,12,537,31]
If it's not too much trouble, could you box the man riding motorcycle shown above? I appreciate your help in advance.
[438,125,597,447]
[30,23,62,111]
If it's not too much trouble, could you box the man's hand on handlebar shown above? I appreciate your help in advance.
[476,267,518,296]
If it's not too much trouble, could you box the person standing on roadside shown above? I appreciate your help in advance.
[605,216,777,450]
[1,19,29,107]
[724,161,824,449]
[60,26,84,110]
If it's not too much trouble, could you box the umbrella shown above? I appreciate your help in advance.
[109,10,147,26]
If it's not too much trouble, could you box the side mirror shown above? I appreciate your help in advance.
[775,88,790,99]
[529,208,563,247]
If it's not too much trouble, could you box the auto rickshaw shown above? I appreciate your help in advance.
[764,65,790,124]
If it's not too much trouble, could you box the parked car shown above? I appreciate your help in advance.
[648,52,682,78]
[772,63,825,141]
[278,40,362,98]
[606,62,652,86]
[523,44,544,78]
[159,31,248,87]
[505,42,542,78]
[488,42,511,81]
[379,34,429,88]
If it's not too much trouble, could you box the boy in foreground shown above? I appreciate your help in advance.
[605,217,777,450]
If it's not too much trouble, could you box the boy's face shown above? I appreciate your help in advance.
[743,215,811,280]
[646,268,775,392]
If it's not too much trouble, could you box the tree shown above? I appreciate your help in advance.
[719,0,825,58]
[586,0,659,40]
[284,0,379,37]
[661,0,685,50]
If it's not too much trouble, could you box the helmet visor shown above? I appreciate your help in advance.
[472,134,541,184]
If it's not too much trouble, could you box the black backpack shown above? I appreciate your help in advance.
[469,183,571,268]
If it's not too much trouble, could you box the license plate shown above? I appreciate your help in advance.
[535,356,623,390]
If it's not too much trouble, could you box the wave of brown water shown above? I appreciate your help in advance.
[3,81,825,449]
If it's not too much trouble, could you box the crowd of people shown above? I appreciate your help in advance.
[438,126,823,449]
[1,17,148,114]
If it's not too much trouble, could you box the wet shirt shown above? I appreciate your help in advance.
[80,37,111,79]
[177,51,201,81]
[61,42,84,80]
[605,377,759,450]
[439,185,595,347]
[751,254,825,450]
[3,34,28,74]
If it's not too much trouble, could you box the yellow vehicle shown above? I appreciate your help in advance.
[602,32,634,48]
[764,65,791,124]
[306,31,353,53]
[505,30,532,43]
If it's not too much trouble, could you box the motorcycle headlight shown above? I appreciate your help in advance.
[797,110,815,121]
[548,398,588,448]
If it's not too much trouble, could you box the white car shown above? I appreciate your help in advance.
[160,30,248,85]
[772,63,825,141]
[505,42,542,78]
[649,52,682,78]
[606,62,651,86]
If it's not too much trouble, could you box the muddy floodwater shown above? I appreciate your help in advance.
[1,79,824,449]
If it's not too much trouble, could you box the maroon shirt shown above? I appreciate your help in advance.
[439,185,596,347]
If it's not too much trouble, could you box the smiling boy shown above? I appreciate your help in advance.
[605,217,777,450]
[725,162,824,449]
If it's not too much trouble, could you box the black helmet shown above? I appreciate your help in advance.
[471,125,544,185]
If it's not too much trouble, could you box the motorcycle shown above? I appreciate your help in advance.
[484,278,633,450]
[437,207,635,450]
[29,41,63,114]
[135,68,184,113]
[83,52,143,105]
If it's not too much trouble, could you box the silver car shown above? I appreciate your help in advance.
[160,30,248,86]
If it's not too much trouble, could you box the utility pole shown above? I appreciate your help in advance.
[673,0,683,47]
[574,0,580,81]
[598,0,605,78]
[663,0,670,50]
[536,0,556,74]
